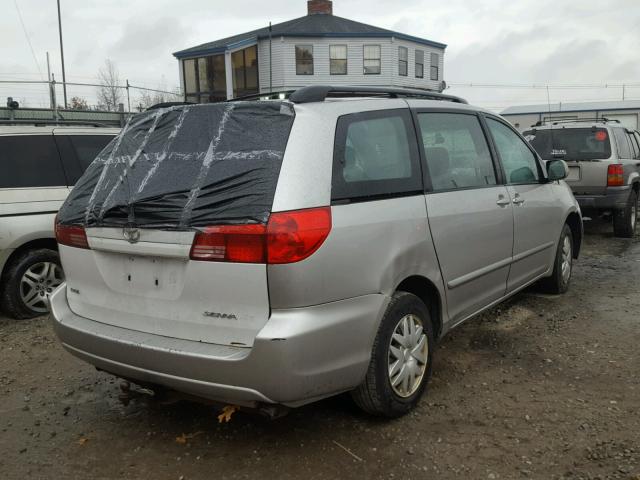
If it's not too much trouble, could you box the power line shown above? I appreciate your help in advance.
[13,0,44,80]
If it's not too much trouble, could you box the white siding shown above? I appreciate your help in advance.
[257,36,444,93]
[258,39,285,91]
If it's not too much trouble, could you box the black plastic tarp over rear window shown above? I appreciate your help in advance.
[523,127,611,161]
[57,101,295,228]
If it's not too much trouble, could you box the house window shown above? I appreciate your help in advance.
[182,54,228,103]
[232,45,259,98]
[363,45,381,75]
[398,46,408,76]
[415,50,424,78]
[430,53,439,81]
[330,45,347,75]
[296,45,314,75]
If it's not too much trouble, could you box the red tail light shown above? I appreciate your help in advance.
[607,164,624,187]
[55,223,90,249]
[190,207,332,264]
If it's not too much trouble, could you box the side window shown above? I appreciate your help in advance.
[628,132,639,159]
[70,135,114,170]
[613,128,632,159]
[486,118,541,184]
[635,132,640,159]
[0,135,66,188]
[332,109,422,201]
[417,113,496,191]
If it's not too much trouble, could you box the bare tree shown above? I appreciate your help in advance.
[136,85,182,110]
[96,59,122,111]
[70,96,89,110]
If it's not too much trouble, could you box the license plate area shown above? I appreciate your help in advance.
[94,252,187,300]
[567,166,581,181]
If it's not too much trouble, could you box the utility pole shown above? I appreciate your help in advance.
[126,79,131,112]
[269,22,273,95]
[46,51,55,110]
[56,0,68,109]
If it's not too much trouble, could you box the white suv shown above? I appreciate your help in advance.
[0,126,118,318]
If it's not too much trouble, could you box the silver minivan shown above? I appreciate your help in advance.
[50,86,582,417]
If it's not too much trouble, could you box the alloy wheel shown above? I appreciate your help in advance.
[561,235,572,285]
[20,262,64,314]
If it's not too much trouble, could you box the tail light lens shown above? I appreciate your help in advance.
[607,164,624,187]
[190,224,267,263]
[55,223,90,249]
[190,207,332,264]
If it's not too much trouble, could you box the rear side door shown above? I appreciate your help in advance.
[485,117,564,291]
[415,111,514,323]
[0,134,69,248]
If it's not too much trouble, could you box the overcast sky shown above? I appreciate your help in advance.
[2,0,639,111]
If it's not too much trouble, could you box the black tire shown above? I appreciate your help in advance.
[351,292,434,417]
[539,224,573,294]
[613,189,638,238]
[0,249,63,319]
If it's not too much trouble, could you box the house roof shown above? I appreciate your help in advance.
[501,100,640,116]
[173,14,446,59]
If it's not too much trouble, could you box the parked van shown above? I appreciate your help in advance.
[0,126,118,318]
[524,119,640,237]
[50,87,582,417]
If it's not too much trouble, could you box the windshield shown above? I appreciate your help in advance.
[57,101,295,229]
[523,127,611,161]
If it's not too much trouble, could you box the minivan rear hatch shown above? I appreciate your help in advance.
[525,127,612,194]
[56,102,295,347]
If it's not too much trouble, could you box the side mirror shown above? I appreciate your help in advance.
[547,159,569,181]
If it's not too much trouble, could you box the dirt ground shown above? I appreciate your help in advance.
[1,219,639,480]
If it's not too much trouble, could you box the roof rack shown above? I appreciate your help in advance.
[533,117,620,127]
[288,85,468,104]
[147,101,195,111]
[227,91,296,102]
[227,86,467,104]
[0,119,115,128]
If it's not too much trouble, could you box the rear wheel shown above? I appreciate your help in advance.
[539,224,573,294]
[0,249,64,319]
[351,292,434,417]
[613,189,638,238]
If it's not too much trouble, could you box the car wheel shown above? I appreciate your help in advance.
[0,249,64,319]
[539,224,573,294]
[613,189,638,238]
[351,291,434,417]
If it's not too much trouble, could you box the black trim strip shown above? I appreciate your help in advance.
[0,210,58,219]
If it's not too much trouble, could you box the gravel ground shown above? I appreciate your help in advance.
[1,220,639,480]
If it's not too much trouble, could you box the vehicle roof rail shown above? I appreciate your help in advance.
[537,117,620,126]
[147,101,195,110]
[227,91,296,102]
[287,85,468,104]
[0,119,115,128]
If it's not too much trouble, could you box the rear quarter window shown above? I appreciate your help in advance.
[0,135,66,188]
[332,109,422,201]
[612,128,632,159]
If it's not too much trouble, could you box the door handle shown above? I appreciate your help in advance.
[496,195,510,207]
[513,193,525,205]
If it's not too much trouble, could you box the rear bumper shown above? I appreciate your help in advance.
[575,186,631,212]
[50,285,388,408]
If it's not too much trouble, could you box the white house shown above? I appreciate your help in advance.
[172,0,447,102]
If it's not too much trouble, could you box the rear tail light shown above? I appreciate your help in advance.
[55,223,90,249]
[190,207,332,264]
[607,164,624,187]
